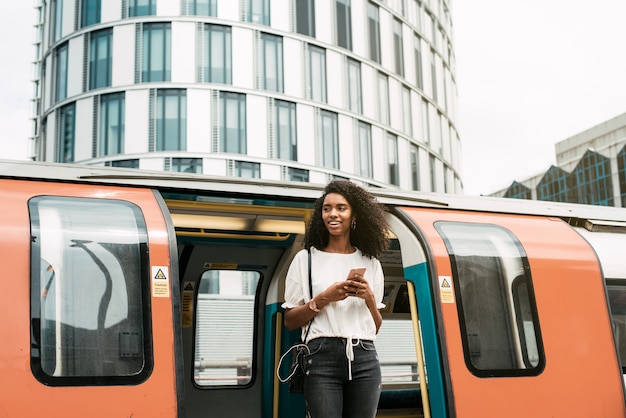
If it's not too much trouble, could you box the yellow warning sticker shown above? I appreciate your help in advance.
[182,282,195,328]
[152,266,170,297]
[439,276,454,304]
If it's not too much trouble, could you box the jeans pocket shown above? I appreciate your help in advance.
[359,340,376,351]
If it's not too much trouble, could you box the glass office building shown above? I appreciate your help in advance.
[31,0,461,192]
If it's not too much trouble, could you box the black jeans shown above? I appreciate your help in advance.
[303,337,382,418]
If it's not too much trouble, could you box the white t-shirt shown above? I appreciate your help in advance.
[282,247,385,343]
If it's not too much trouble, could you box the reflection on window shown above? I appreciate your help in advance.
[435,222,544,376]
[336,0,352,50]
[367,2,380,64]
[172,157,202,173]
[55,43,68,102]
[129,0,156,17]
[100,92,125,156]
[393,18,404,76]
[275,100,297,160]
[156,89,186,151]
[29,196,151,384]
[186,0,217,15]
[194,270,260,386]
[203,24,232,84]
[51,0,63,43]
[58,103,75,163]
[247,0,270,25]
[607,282,626,373]
[387,133,398,186]
[220,92,246,154]
[235,161,260,178]
[142,23,171,82]
[81,0,101,28]
[288,167,309,182]
[261,33,283,92]
[410,144,419,190]
[89,29,112,90]
[296,0,315,36]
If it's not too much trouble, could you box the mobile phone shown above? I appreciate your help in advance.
[347,267,366,279]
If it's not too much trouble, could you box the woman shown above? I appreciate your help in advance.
[282,180,390,418]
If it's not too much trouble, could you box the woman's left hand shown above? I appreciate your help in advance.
[344,273,373,300]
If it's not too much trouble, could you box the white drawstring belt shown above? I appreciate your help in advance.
[345,337,359,380]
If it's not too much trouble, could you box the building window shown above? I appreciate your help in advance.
[410,144,419,190]
[99,92,125,156]
[320,110,339,169]
[430,48,437,101]
[172,158,202,173]
[412,0,422,32]
[288,167,309,182]
[393,18,404,76]
[309,45,327,102]
[537,166,572,203]
[81,0,101,27]
[203,24,232,84]
[261,33,283,92]
[235,161,260,178]
[129,0,156,17]
[504,181,532,200]
[434,222,544,376]
[275,100,297,160]
[402,86,412,135]
[247,0,270,26]
[89,29,112,90]
[142,23,171,82]
[51,0,63,42]
[156,89,186,151]
[296,0,315,37]
[29,196,152,385]
[220,92,246,154]
[367,2,380,64]
[618,146,626,207]
[414,34,424,90]
[55,43,68,102]
[421,99,429,144]
[186,0,217,15]
[357,122,372,178]
[347,58,362,113]
[378,73,389,124]
[58,103,75,163]
[572,150,614,206]
[429,154,436,192]
[110,159,139,168]
[336,0,352,50]
[387,133,399,186]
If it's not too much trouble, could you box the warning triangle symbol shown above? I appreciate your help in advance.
[184,282,194,291]
[154,269,167,279]
[441,278,451,288]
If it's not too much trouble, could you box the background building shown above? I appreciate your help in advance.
[31,0,461,192]
[493,112,626,207]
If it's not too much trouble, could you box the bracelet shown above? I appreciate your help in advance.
[308,299,321,312]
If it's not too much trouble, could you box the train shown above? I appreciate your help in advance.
[1,159,625,417]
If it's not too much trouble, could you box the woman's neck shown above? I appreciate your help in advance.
[323,237,355,254]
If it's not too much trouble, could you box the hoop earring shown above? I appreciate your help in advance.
[351,220,356,230]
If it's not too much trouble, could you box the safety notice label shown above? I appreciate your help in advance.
[152,266,170,297]
[439,276,454,303]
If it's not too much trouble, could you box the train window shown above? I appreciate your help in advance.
[194,269,260,387]
[435,222,544,377]
[607,282,626,373]
[29,196,152,385]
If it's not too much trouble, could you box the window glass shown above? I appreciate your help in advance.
[367,2,380,64]
[235,161,260,178]
[288,167,309,182]
[410,144,419,190]
[378,73,389,124]
[247,0,270,25]
[414,35,423,90]
[309,45,327,102]
[296,0,315,37]
[156,89,187,151]
[129,0,156,17]
[100,92,125,156]
[336,0,352,50]
[387,133,398,185]
[81,0,101,27]
[261,33,283,92]
[434,222,544,376]
[55,43,68,102]
[607,282,626,373]
[187,0,217,15]
[393,18,404,76]
[320,110,338,169]
[275,100,297,160]
[110,159,139,168]
[357,121,372,178]
[173,157,202,173]
[59,103,75,163]
[347,58,362,113]
[204,25,232,84]
[143,23,171,82]
[220,92,247,154]
[89,29,112,90]
[52,0,63,43]
[194,270,260,386]
[29,196,152,384]
[402,86,412,135]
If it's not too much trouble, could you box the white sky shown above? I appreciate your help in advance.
[2,1,626,196]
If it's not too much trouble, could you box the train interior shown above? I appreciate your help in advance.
[164,193,426,418]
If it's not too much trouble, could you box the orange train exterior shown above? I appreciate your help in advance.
[404,207,626,417]
[1,160,626,417]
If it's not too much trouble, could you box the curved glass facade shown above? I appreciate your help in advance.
[32,0,460,192]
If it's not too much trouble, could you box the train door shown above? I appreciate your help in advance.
[166,197,310,417]
[397,207,626,417]
[0,179,179,417]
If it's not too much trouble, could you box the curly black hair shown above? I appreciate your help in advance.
[304,180,390,258]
